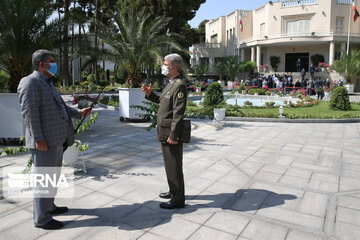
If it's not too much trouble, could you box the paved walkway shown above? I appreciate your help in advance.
[1,107,360,240]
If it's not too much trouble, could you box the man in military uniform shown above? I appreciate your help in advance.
[141,53,187,209]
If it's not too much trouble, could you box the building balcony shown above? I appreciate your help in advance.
[336,0,351,4]
[280,0,318,8]
[239,31,360,46]
[193,43,222,49]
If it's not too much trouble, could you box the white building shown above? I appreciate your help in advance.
[193,0,360,88]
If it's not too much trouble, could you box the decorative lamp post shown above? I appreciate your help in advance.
[279,105,284,118]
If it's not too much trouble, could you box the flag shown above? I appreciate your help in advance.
[239,16,243,32]
[353,0,359,22]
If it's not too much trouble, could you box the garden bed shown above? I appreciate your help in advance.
[185,101,360,119]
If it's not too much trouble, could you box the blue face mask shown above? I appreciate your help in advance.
[48,63,57,76]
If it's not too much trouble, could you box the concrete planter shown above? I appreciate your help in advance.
[0,93,24,138]
[345,84,354,94]
[118,88,148,121]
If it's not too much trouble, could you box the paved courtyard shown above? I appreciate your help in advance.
[1,107,360,240]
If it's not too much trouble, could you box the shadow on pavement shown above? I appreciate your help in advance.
[61,188,296,230]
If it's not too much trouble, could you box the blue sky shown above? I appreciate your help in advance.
[188,0,273,28]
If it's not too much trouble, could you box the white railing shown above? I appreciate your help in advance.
[336,0,351,4]
[193,43,222,49]
[239,31,360,45]
[280,0,318,8]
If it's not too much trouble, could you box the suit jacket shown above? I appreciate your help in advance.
[145,77,187,142]
[17,71,81,149]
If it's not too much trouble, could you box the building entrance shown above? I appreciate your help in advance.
[285,53,309,72]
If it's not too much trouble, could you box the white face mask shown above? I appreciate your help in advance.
[161,65,169,76]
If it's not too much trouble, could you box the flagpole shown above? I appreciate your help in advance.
[347,0,352,55]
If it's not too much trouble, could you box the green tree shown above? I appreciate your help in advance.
[214,59,226,80]
[270,56,280,71]
[117,0,206,48]
[225,56,241,81]
[96,5,180,87]
[329,86,351,110]
[331,49,360,84]
[0,0,59,92]
[191,64,209,81]
[311,54,324,68]
[203,82,224,106]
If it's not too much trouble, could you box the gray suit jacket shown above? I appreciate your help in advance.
[17,71,81,149]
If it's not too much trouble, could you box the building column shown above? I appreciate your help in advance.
[256,45,261,70]
[209,57,214,72]
[340,42,346,57]
[329,41,335,65]
[251,46,256,62]
[241,48,245,62]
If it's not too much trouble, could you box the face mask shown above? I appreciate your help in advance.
[161,65,169,76]
[47,63,57,76]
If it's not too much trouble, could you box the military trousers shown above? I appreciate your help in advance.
[161,142,185,205]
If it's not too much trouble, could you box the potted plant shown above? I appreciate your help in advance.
[270,56,280,72]
[96,5,180,121]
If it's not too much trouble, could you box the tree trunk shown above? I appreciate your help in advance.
[62,0,71,87]
[93,0,99,85]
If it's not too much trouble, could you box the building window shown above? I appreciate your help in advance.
[336,17,344,33]
[260,23,265,37]
[233,27,235,40]
[200,57,209,66]
[214,57,223,66]
[286,19,310,36]
[211,34,218,43]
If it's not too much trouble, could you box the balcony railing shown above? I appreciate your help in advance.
[336,0,351,4]
[280,0,318,8]
[240,31,360,44]
[193,43,222,49]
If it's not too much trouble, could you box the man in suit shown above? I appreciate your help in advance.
[310,64,316,79]
[296,58,302,72]
[141,53,187,209]
[17,50,91,229]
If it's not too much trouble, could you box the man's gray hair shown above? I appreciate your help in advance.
[32,49,55,70]
[164,53,183,70]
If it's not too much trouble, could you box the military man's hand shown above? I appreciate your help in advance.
[35,140,48,152]
[141,83,152,97]
[81,107,92,117]
[167,138,178,145]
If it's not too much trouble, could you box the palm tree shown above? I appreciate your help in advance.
[332,49,360,84]
[214,59,226,80]
[0,0,58,92]
[225,56,242,81]
[96,5,181,87]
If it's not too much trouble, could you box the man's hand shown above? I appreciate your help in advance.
[81,107,92,117]
[141,83,152,97]
[35,140,48,152]
[167,138,178,145]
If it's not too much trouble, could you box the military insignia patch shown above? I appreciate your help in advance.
[177,92,184,99]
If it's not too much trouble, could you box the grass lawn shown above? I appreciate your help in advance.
[186,101,360,119]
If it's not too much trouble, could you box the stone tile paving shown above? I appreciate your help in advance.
[1,107,360,239]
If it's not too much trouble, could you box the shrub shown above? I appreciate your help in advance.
[244,101,253,106]
[311,54,325,68]
[265,101,276,108]
[240,61,257,73]
[329,86,351,110]
[187,100,197,107]
[203,82,224,106]
[87,73,95,83]
[270,56,280,71]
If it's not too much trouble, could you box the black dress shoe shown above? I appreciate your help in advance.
[50,206,68,214]
[35,219,64,230]
[159,201,185,209]
[159,192,171,199]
